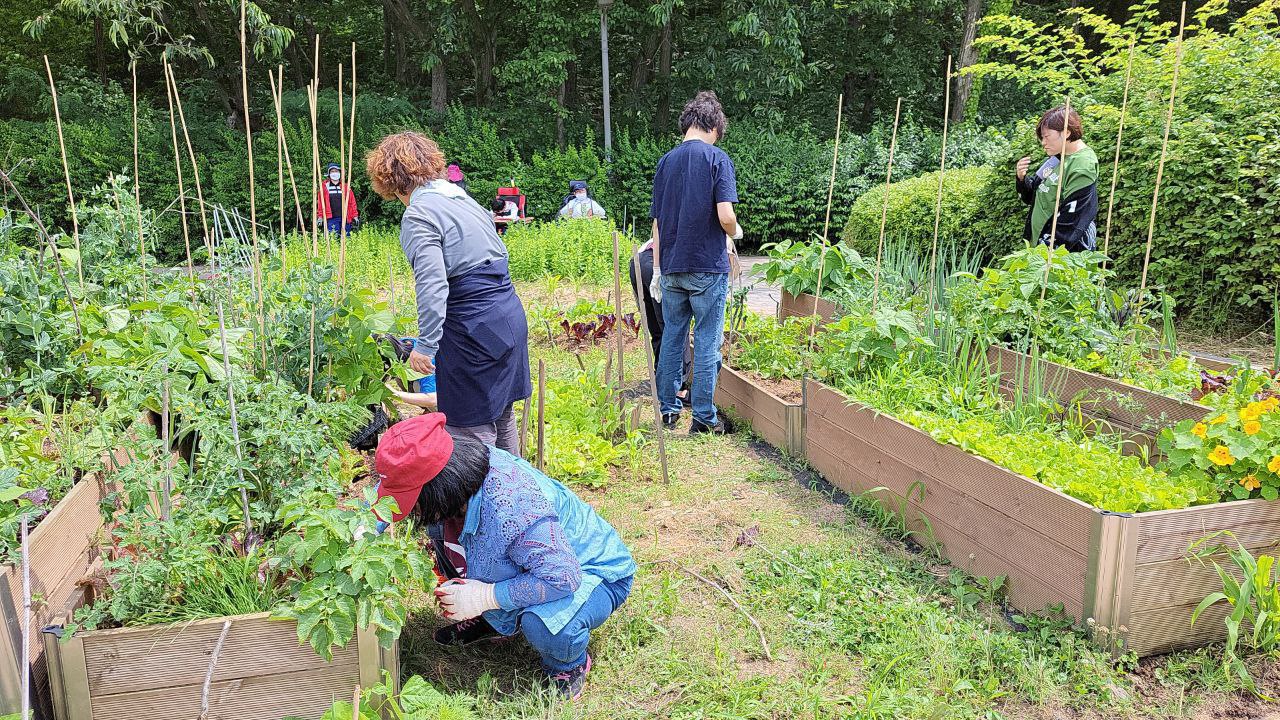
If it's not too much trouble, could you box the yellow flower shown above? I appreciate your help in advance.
[1210,414,1228,425]
[1208,445,1236,466]
[1269,456,1280,474]
[1264,397,1280,412]
[1245,421,1263,436]
[1241,475,1262,491]
[1191,422,1208,438]
[1241,404,1263,423]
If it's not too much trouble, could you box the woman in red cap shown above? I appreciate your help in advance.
[374,413,636,700]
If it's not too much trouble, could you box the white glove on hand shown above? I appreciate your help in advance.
[731,223,744,241]
[434,578,500,621]
[649,272,663,303]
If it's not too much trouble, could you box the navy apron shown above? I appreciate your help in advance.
[436,257,532,427]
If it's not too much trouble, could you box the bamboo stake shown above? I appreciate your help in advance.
[270,66,307,241]
[613,231,625,392]
[161,69,196,293]
[1038,96,1073,309]
[347,42,358,205]
[161,360,173,521]
[388,253,397,312]
[197,620,232,720]
[307,302,317,396]
[1138,2,1187,309]
[20,515,30,720]
[536,360,546,471]
[927,56,954,314]
[132,64,147,298]
[0,169,84,339]
[812,94,844,309]
[1100,36,1137,281]
[44,55,83,290]
[336,62,348,293]
[240,0,266,371]
[166,61,215,264]
[308,80,321,257]
[273,70,286,277]
[871,97,904,312]
[631,250,670,485]
[215,299,255,538]
[312,35,326,258]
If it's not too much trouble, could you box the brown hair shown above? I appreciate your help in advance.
[1036,106,1083,142]
[365,131,448,200]
[679,90,727,138]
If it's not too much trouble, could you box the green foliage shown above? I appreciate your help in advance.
[730,314,814,381]
[968,0,1280,326]
[535,369,644,487]
[815,305,934,382]
[840,166,1019,258]
[756,238,867,299]
[502,219,634,284]
[274,487,435,659]
[1190,531,1280,696]
[299,672,476,720]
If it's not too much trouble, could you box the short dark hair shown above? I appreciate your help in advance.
[490,198,506,213]
[679,91,727,138]
[1037,106,1083,142]
[410,437,490,524]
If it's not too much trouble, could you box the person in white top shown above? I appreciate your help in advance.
[558,180,607,219]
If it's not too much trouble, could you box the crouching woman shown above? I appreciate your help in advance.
[374,413,636,699]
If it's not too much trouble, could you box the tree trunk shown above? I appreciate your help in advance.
[477,26,497,104]
[383,0,395,77]
[555,80,567,149]
[94,18,107,87]
[951,0,983,124]
[630,26,661,93]
[431,60,448,112]
[655,19,673,134]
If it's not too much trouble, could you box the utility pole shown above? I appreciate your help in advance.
[599,0,614,163]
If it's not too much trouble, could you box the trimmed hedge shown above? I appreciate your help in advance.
[841,167,1021,258]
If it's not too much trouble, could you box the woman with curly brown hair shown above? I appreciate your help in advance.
[367,131,531,452]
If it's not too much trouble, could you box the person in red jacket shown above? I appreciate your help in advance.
[316,162,360,234]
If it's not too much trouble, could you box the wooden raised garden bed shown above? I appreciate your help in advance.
[778,290,839,325]
[985,345,1210,455]
[802,377,1275,656]
[715,366,804,455]
[43,612,398,720]
[0,444,133,720]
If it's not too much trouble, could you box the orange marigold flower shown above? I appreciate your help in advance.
[1241,475,1262,491]
[1241,404,1263,423]
[1245,421,1263,435]
[1263,397,1280,412]
[1209,414,1228,425]
[1269,456,1280,474]
[1191,423,1208,438]
[1208,445,1236,466]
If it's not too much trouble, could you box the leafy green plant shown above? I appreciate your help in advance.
[535,368,644,486]
[274,487,435,659]
[815,305,933,383]
[1190,530,1280,695]
[502,219,634,284]
[730,313,814,380]
[296,672,476,720]
[756,238,866,300]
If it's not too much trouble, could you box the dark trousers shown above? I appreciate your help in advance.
[629,248,691,386]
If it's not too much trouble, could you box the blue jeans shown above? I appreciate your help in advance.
[657,272,728,426]
[326,218,355,234]
[519,576,633,673]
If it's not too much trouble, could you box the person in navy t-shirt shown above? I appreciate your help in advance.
[648,91,743,435]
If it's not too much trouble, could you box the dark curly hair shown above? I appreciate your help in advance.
[679,90,727,139]
[410,436,490,524]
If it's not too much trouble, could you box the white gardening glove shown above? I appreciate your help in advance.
[434,578,500,621]
[730,223,743,241]
[649,271,663,303]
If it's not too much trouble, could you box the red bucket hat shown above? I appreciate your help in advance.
[374,413,454,522]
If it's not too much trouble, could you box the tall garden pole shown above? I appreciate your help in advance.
[240,0,266,370]
[273,69,286,274]
[612,231,625,391]
[927,56,953,314]
[631,251,670,485]
[1038,96,1073,308]
[167,63,215,261]
[812,93,844,312]
[1099,36,1136,285]
[347,43,358,192]
[337,63,348,294]
[20,515,30,720]
[132,64,147,298]
[270,66,306,243]
[161,59,195,288]
[870,97,904,312]
[1137,2,1187,310]
[598,0,614,162]
[44,55,83,290]
[536,360,547,471]
[310,35,322,257]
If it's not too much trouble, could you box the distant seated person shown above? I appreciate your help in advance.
[491,197,520,221]
[558,180,607,219]
[316,162,360,234]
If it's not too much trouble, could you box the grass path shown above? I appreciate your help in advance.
[381,278,1279,719]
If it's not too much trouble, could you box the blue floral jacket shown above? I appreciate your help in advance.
[460,448,635,636]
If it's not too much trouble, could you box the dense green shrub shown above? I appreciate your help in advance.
[966,2,1280,326]
[840,166,1020,258]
